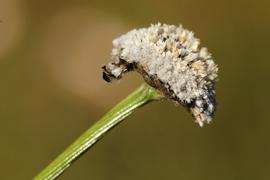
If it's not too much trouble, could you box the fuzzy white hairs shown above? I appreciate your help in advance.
[103,23,218,126]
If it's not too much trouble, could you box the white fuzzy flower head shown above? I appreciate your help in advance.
[102,23,218,126]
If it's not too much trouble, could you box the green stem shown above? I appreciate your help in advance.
[34,83,162,180]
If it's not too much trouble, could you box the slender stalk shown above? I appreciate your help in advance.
[34,83,162,180]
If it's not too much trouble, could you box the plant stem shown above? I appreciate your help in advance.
[34,83,162,180]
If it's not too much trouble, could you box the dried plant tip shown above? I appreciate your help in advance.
[102,23,218,126]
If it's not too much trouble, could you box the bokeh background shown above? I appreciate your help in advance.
[1,0,270,179]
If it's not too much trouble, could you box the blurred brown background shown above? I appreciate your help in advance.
[1,0,270,179]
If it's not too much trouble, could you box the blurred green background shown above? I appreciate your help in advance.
[1,0,270,179]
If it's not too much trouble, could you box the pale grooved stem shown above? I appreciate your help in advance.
[34,83,162,180]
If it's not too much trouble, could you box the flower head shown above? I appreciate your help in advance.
[103,23,218,126]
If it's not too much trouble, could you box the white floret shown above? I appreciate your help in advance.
[104,23,218,126]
